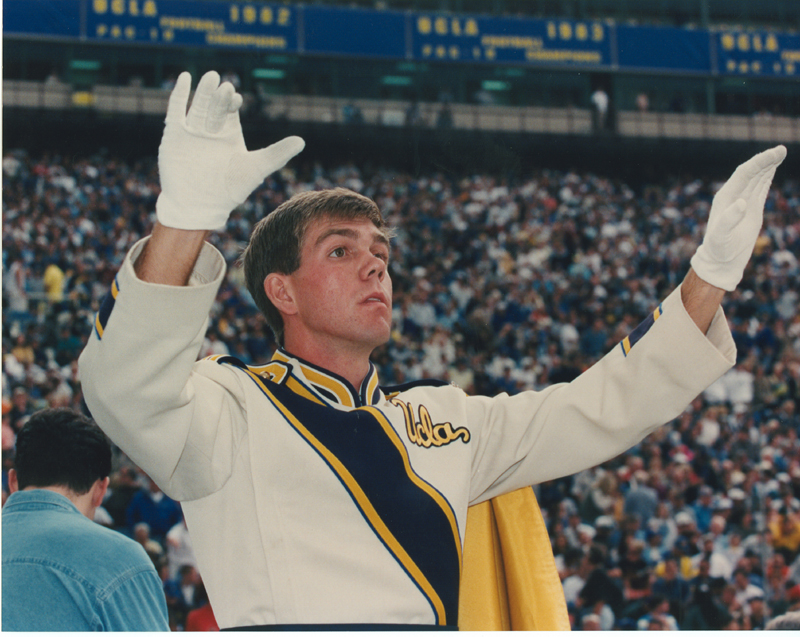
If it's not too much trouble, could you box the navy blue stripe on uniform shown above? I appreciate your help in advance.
[94,276,120,340]
[224,364,461,626]
[620,303,663,357]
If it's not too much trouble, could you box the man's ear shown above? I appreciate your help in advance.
[91,476,110,510]
[264,274,298,316]
[8,468,18,494]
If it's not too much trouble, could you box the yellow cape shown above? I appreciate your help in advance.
[459,487,571,631]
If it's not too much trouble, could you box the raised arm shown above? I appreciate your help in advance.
[680,269,724,335]
[134,223,208,285]
[683,144,787,333]
[78,71,304,499]
[137,70,305,286]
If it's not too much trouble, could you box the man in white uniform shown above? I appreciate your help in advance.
[79,70,786,629]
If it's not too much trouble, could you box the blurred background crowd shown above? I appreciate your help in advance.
[3,147,800,630]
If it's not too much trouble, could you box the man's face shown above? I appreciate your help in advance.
[282,216,393,355]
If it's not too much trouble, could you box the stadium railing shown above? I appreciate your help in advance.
[3,79,798,143]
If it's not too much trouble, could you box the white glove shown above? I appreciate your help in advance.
[690,144,787,291]
[156,71,305,230]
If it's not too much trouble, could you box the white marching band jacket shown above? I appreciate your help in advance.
[79,237,736,628]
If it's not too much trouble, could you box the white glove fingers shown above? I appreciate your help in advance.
[227,136,305,201]
[157,66,305,230]
[717,146,785,208]
[186,71,221,131]
[730,166,775,243]
[755,163,780,200]
[250,136,306,176]
[165,72,192,123]
[730,145,787,189]
[749,144,787,171]
[219,92,244,136]
[206,82,236,134]
[692,145,785,291]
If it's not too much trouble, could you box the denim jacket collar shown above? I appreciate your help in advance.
[4,489,82,516]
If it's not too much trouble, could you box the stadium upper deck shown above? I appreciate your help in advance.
[3,0,799,178]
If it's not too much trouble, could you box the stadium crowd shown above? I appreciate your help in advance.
[3,146,800,630]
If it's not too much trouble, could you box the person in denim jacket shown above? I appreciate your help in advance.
[2,407,169,631]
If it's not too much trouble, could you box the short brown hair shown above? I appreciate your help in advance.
[241,187,392,345]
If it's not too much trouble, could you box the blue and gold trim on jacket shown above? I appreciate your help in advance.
[270,349,384,407]
[620,304,663,357]
[208,353,462,627]
[94,276,120,340]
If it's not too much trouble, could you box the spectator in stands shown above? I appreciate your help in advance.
[185,580,219,631]
[126,476,183,541]
[161,75,177,91]
[436,103,453,129]
[623,470,659,526]
[579,469,619,524]
[733,566,766,608]
[689,555,713,596]
[692,484,716,533]
[44,69,62,85]
[644,527,666,566]
[42,258,66,306]
[748,593,768,630]
[683,577,731,630]
[580,317,610,359]
[343,102,364,125]
[591,88,610,132]
[102,465,142,529]
[163,564,202,631]
[593,515,618,554]
[1,408,169,630]
[580,613,601,631]
[3,249,29,317]
[133,521,165,566]
[770,507,800,563]
[166,516,198,580]
[578,544,625,619]
[618,538,651,601]
[635,595,679,630]
[651,554,691,624]
[561,548,591,606]
[649,501,679,552]
[6,387,32,434]
[721,581,748,627]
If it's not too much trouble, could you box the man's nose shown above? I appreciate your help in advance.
[363,254,386,280]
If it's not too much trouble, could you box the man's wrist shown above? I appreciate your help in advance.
[133,222,209,286]
[680,268,725,335]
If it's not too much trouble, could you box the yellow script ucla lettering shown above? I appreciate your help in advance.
[391,399,470,448]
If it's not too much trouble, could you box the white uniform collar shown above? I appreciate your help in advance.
[247,348,384,409]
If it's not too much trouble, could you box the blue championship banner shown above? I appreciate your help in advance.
[616,24,711,74]
[3,0,81,39]
[303,6,406,59]
[716,30,800,78]
[411,13,611,68]
[85,0,297,51]
[5,0,800,79]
